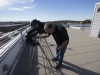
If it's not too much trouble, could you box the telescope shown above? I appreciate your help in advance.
[25,19,45,46]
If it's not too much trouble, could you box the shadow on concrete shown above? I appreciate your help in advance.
[30,43,99,75]
[34,47,99,75]
[31,46,39,75]
[57,61,100,75]
[47,43,56,46]
[67,48,73,51]
[12,44,39,75]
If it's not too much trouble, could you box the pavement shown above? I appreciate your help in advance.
[13,28,100,75]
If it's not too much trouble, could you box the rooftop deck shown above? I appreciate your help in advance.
[13,28,100,75]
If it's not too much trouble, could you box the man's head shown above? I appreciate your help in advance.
[44,23,55,33]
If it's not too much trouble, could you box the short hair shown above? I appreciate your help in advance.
[44,23,55,31]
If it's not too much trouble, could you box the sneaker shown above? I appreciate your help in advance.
[55,63,61,69]
[52,57,58,61]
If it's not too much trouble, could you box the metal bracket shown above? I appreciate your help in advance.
[3,64,10,71]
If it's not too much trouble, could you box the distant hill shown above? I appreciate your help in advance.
[46,19,91,24]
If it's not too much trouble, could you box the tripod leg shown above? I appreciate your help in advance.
[38,44,53,67]
[45,39,57,65]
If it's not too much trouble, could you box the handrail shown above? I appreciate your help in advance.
[0,25,31,61]
[0,25,30,49]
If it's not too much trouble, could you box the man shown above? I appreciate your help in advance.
[35,23,69,69]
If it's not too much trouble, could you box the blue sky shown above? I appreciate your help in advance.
[0,0,100,22]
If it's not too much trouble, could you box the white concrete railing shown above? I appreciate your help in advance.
[0,25,31,75]
[69,24,91,30]
[70,26,81,29]
[0,25,30,48]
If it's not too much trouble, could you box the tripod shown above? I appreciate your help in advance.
[26,38,57,75]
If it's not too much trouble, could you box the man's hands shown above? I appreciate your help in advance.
[58,40,68,50]
[58,46,63,50]
[34,34,50,39]
[34,36,39,39]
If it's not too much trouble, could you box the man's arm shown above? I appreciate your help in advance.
[58,40,68,50]
[35,34,50,39]
[58,27,69,50]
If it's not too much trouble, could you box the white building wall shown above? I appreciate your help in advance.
[90,2,100,38]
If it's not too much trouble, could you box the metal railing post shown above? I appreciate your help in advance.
[20,29,24,48]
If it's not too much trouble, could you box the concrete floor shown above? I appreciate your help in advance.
[13,28,100,75]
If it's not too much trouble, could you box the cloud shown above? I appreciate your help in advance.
[0,0,35,10]
[30,0,34,3]
[7,5,35,11]
[0,0,13,7]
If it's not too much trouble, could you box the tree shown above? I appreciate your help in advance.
[82,19,91,24]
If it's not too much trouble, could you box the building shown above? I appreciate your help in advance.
[0,24,24,32]
[90,2,100,38]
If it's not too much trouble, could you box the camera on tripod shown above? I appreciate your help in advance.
[25,19,45,46]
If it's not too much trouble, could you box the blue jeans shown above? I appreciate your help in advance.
[56,41,69,65]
